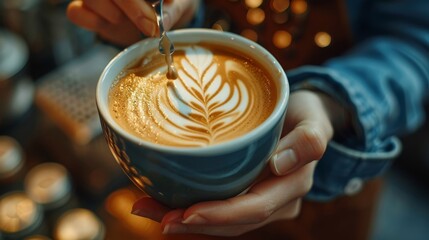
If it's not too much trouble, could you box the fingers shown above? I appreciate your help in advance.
[131,196,171,222]
[270,91,334,176]
[83,0,124,24]
[162,199,302,236]
[67,0,201,46]
[173,163,315,226]
[67,1,142,46]
[67,1,108,31]
[110,0,199,36]
[270,124,328,176]
[130,163,313,236]
[112,0,157,36]
[67,0,157,42]
[130,158,315,236]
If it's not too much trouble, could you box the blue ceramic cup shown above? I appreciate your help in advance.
[96,29,289,208]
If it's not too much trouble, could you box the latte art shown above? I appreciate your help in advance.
[109,44,277,147]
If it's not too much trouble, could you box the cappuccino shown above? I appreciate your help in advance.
[108,43,277,147]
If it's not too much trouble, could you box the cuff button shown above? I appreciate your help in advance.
[344,178,363,196]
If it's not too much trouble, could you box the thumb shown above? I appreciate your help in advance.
[270,122,331,176]
[269,90,340,176]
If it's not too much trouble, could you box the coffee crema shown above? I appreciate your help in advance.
[109,44,277,147]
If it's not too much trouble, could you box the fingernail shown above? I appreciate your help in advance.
[182,214,207,224]
[138,17,157,37]
[272,149,298,175]
[163,223,187,234]
[131,208,144,217]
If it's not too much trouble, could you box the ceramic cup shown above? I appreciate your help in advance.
[96,29,289,208]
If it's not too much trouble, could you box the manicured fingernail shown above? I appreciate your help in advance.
[182,214,207,224]
[138,17,157,37]
[272,149,298,175]
[131,208,155,220]
[131,208,145,217]
[163,223,187,234]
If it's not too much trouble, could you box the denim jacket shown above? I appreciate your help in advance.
[287,0,429,200]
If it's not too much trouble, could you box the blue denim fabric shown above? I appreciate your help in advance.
[289,0,429,201]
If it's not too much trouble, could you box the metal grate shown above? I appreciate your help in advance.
[36,44,119,144]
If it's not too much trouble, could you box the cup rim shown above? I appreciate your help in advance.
[96,28,289,156]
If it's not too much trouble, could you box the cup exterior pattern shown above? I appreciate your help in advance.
[99,109,286,208]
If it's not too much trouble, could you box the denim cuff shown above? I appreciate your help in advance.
[306,137,400,201]
[287,66,384,151]
[287,65,401,200]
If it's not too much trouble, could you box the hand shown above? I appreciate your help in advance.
[67,0,200,47]
[131,90,346,236]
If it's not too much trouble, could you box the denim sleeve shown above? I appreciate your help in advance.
[288,0,429,201]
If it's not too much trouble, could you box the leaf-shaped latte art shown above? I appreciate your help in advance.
[109,45,276,147]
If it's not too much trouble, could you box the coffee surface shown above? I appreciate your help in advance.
[109,44,277,147]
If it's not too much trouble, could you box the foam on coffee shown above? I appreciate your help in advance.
[109,43,277,147]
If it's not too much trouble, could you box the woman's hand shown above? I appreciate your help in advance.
[131,90,348,236]
[67,0,200,47]
[133,162,316,236]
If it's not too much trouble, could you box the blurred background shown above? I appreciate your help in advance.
[0,0,428,239]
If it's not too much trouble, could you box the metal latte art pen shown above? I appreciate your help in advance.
[148,0,178,79]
